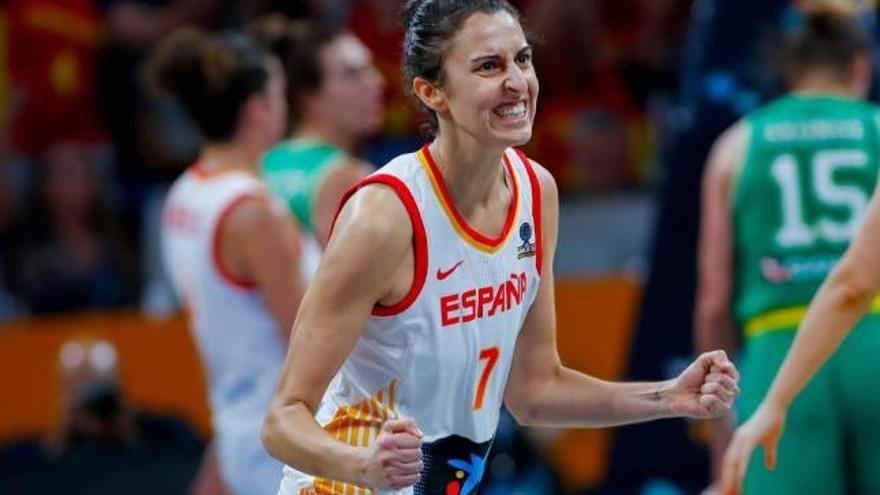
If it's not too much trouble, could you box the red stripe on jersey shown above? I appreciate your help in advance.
[211,193,262,290]
[331,174,428,317]
[420,144,519,249]
[516,149,543,276]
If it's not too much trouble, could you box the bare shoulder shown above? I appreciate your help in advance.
[324,157,371,189]
[225,192,296,237]
[527,159,558,202]
[518,155,559,212]
[708,120,752,176]
[328,181,413,258]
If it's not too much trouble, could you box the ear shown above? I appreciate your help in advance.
[240,93,266,127]
[412,77,447,115]
[851,53,871,96]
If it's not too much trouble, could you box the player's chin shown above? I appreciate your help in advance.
[491,128,533,149]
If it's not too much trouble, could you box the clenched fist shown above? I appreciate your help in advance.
[358,418,424,490]
[668,350,740,418]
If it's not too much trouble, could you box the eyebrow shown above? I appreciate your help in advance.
[469,44,533,64]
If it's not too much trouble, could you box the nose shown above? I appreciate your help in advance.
[503,66,527,96]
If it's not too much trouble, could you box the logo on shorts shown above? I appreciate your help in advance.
[517,222,536,259]
[445,453,486,495]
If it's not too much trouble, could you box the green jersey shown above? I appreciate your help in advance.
[733,95,880,330]
[260,139,346,233]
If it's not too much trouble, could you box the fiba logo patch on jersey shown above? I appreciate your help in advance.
[517,222,536,259]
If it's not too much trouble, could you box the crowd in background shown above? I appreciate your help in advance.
[0,0,692,321]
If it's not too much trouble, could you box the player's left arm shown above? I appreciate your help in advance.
[504,161,739,428]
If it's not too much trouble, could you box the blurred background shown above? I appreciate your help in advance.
[0,0,875,493]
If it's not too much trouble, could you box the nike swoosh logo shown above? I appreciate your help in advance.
[436,260,464,281]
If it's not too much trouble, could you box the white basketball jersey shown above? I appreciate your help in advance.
[162,165,286,495]
[280,146,543,495]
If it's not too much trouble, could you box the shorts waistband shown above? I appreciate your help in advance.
[744,295,880,338]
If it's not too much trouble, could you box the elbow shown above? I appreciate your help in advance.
[505,363,564,427]
[695,294,729,329]
[694,302,731,351]
[830,268,876,311]
[261,403,285,462]
[505,375,550,427]
[505,395,540,427]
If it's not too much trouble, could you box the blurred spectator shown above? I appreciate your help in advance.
[525,0,690,194]
[103,0,218,50]
[0,147,23,321]
[98,0,217,181]
[0,337,204,494]
[6,142,137,314]
[229,0,326,25]
[347,0,414,138]
[49,338,149,456]
[4,0,105,158]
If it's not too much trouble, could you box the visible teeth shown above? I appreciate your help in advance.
[495,102,526,118]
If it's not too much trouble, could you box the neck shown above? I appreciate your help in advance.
[199,141,260,175]
[429,130,508,217]
[295,119,356,153]
[791,75,854,98]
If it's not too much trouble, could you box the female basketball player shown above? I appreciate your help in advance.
[264,2,738,493]
[251,16,382,278]
[148,29,305,494]
[695,5,879,494]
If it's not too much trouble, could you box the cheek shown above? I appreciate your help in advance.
[448,85,490,119]
[275,106,287,128]
[528,74,539,100]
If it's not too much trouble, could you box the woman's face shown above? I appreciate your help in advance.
[310,33,385,138]
[435,11,538,148]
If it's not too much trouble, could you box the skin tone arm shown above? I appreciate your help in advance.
[262,185,424,490]
[313,158,371,248]
[720,171,880,495]
[220,196,306,338]
[694,122,749,483]
[504,162,740,428]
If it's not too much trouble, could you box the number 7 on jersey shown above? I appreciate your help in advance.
[473,347,500,410]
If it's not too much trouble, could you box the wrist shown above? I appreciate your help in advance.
[759,397,788,417]
[348,446,371,487]
[656,379,678,417]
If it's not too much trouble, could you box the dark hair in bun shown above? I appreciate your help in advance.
[144,28,272,141]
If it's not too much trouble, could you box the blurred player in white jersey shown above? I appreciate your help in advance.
[148,28,305,495]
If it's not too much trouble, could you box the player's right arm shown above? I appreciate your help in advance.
[262,184,423,490]
[720,154,880,495]
[694,121,749,484]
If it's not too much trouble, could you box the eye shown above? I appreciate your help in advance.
[515,52,532,65]
[477,61,498,72]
